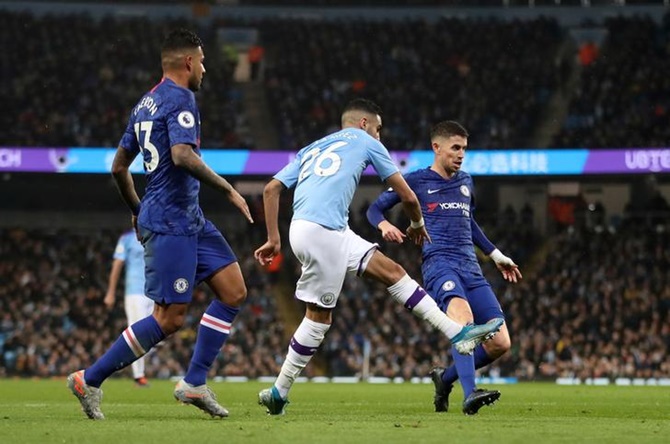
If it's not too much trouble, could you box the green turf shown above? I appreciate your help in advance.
[0,379,668,443]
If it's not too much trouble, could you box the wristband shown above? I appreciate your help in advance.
[410,217,425,229]
[490,249,505,263]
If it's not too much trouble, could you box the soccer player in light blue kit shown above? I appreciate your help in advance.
[254,100,504,415]
[104,230,154,386]
[67,29,253,420]
[367,121,522,415]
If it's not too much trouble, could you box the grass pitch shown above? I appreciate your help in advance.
[0,379,668,443]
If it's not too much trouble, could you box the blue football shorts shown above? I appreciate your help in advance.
[425,266,504,324]
[139,219,237,304]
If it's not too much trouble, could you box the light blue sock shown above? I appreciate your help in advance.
[184,300,239,386]
[85,316,165,387]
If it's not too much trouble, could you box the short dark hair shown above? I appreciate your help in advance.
[342,98,382,117]
[161,29,203,55]
[430,121,469,140]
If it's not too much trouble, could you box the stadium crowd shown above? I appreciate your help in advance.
[3,10,565,151]
[6,10,670,151]
[0,226,284,380]
[2,11,250,149]
[3,199,667,381]
[260,16,563,151]
[2,7,669,383]
[552,15,670,149]
[319,204,670,381]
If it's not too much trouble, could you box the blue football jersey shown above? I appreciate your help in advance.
[275,128,399,230]
[113,231,146,296]
[119,78,205,235]
[371,168,486,275]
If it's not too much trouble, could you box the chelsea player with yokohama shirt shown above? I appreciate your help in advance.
[67,29,253,420]
[367,121,523,415]
[253,100,503,416]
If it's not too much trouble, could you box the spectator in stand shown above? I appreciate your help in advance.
[260,16,562,150]
[1,12,249,149]
[554,15,670,149]
[0,227,283,380]
[1,206,668,382]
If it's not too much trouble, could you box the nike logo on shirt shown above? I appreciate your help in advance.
[427,189,441,194]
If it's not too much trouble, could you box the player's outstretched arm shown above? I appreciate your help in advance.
[367,191,405,243]
[490,249,522,283]
[171,144,253,223]
[471,217,522,283]
[254,179,284,266]
[111,146,141,215]
[385,172,431,245]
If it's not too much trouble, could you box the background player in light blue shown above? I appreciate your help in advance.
[254,100,503,415]
[367,120,522,415]
[68,29,253,420]
[104,229,154,387]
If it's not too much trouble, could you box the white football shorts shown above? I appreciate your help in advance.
[289,219,378,308]
[124,294,155,325]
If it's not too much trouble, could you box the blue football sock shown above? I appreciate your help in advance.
[442,363,459,387]
[442,345,495,392]
[451,350,476,397]
[184,300,239,386]
[85,315,165,388]
[473,344,494,368]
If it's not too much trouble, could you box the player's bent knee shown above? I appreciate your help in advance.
[498,334,512,353]
[364,251,407,286]
[153,304,187,335]
[485,331,511,357]
[207,263,247,307]
[157,315,185,335]
[385,260,407,285]
[219,286,247,307]
[305,303,333,324]
[446,298,473,324]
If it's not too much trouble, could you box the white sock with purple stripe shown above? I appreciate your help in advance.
[275,317,330,399]
[184,300,239,387]
[387,274,463,339]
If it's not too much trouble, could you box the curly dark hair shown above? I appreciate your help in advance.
[161,28,203,55]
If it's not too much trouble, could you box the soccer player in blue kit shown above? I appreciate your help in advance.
[104,229,154,386]
[253,100,503,415]
[67,29,253,420]
[367,120,522,415]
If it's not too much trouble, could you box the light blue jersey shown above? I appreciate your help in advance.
[274,128,399,230]
[113,231,146,296]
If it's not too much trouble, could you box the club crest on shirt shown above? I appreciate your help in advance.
[173,278,189,293]
[442,280,456,292]
[460,185,470,197]
[319,292,336,306]
[178,111,195,129]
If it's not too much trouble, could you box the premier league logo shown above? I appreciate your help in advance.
[178,111,195,129]
[460,185,470,197]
